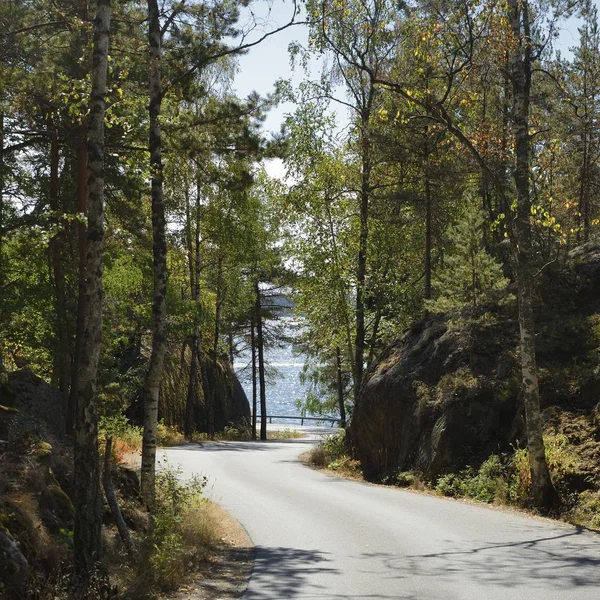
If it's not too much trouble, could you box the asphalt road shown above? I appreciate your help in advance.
[164,440,600,599]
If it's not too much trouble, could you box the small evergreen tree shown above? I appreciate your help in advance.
[428,198,512,318]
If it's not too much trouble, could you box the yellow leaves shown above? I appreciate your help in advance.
[377,108,389,122]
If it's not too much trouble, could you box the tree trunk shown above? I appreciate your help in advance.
[325,200,355,375]
[73,0,111,578]
[184,331,199,440]
[255,282,267,441]
[250,315,257,440]
[508,0,559,511]
[69,128,89,433]
[423,130,432,301]
[0,110,4,371]
[184,183,200,440]
[47,120,70,407]
[367,307,382,367]
[141,0,168,510]
[335,346,346,429]
[354,103,373,403]
[207,255,224,437]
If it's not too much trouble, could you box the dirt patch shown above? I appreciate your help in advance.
[160,503,254,600]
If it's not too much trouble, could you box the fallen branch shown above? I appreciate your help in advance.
[103,436,137,559]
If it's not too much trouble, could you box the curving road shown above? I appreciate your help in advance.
[164,440,600,599]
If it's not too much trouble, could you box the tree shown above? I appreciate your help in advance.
[73,0,111,579]
[140,0,167,510]
[428,198,512,317]
[506,0,559,510]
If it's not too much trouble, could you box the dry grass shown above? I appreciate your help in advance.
[267,428,305,440]
[110,480,224,598]
[179,500,221,561]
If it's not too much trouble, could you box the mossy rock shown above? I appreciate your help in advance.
[40,485,74,522]
[31,441,52,458]
[0,497,46,560]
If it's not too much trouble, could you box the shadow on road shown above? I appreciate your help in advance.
[244,546,416,599]
[163,440,315,453]
[357,529,600,591]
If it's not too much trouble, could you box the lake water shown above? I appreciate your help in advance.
[234,318,335,426]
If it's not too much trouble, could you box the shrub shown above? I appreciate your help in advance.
[307,431,361,475]
[435,455,506,503]
[156,421,185,446]
[126,464,212,594]
[570,490,600,529]
[308,445,328,467]
[99,413,142,462]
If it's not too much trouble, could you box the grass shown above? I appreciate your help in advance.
[268,428,305,440]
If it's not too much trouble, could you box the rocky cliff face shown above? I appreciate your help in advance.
[159,345,250,433]
[349,241,600,481]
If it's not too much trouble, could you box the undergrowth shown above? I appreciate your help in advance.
[308,428,600,529]
[100,415,304,459]
[308,430,361,476]
[114,464,219,597]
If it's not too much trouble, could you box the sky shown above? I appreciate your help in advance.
[230,1,590,178]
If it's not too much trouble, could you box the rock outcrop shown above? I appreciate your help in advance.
[159,345,250,433]
[350,241,600,480]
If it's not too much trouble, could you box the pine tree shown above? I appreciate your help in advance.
[428,198,512,318]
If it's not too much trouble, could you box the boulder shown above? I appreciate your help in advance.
[157,343,250,433]
[349,318,520,479]
[208,358,251,431]
[349,241,600,480]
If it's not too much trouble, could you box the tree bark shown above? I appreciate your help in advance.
[508,0,558,511]
[250,315,257,440]
[255,282,267,441]
[335,346,346,429]
[69,128,89,433]
[423,131,432,301]
[73,0,110,578]
[0,110,4,370]
[354,100,373,403]
[184,182,201,440]
[141,0,168,510]
[207,255,224,437]
[47,119,70,407]
[185,332,199,440]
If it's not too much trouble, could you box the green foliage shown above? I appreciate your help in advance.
[382,471,416,488]
[570,490,600,529]
[428,199,513,318]
[144,465,210,592]
[99,413,143,452]
[436,455,509,503]
[309,430,360,474]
